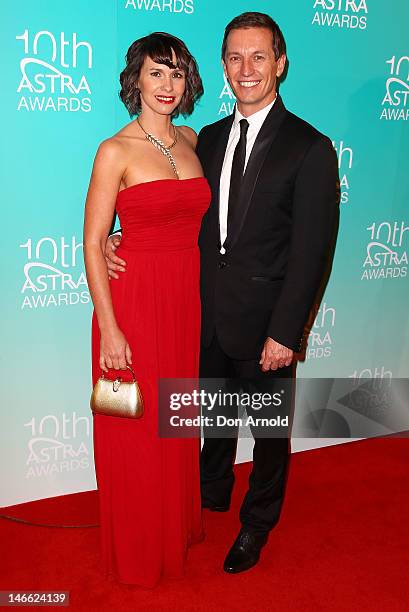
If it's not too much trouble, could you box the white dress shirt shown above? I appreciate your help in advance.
[219,97,277,254]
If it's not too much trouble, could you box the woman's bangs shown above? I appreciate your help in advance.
[147,37,186,70]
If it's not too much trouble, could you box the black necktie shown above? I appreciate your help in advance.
[227,118,249,241]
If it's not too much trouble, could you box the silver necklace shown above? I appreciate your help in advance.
[137,117,179,178]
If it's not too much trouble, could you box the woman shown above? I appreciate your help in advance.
[83,32,210,587]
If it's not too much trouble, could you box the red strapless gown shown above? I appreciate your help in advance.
[91,177,211,587]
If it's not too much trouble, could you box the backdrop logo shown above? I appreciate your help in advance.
[218,74,235,117]
[24,413,91,479]
[332,139,353,204]
[349,366,392,383]
[361,222,408,280]
[124,0,194,13]
[16,29,92,113]
[380,55,409,121]
[311,0,368,29]
[19,236,90,309]
[305,302,336,360]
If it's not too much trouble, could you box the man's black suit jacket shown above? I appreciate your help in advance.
[196,95,339,360]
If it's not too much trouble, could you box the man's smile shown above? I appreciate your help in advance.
[238,80,261,88]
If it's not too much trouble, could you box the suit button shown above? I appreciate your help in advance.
[218,261,227,269]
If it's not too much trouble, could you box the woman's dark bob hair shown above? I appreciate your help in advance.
[119,32,203,118]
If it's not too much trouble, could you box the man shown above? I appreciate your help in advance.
[196,12,338,574]
[107,12,339,574]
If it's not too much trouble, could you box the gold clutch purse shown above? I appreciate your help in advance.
[90,365,144,419]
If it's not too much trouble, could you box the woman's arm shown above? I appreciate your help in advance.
[83,139,132,372]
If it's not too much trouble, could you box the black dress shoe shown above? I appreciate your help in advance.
[201,501,230,512]
[223,529,268,574]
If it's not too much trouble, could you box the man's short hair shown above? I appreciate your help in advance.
[222,12,286,61]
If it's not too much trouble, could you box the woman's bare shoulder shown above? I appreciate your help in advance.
[177,125,198,148]
[92,135,130,180]
[96,135,124,158]
[101,122,143,150]
[95,123,143,163]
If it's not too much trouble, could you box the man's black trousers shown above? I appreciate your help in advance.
[199,333,293,536]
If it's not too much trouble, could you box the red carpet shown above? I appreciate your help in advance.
[1,437,408,611]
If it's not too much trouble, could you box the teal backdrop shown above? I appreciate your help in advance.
[1,0,408,505]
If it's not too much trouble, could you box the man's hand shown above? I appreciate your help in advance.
[105,234,126,279]
[259,337,293,372]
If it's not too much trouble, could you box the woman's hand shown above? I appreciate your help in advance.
[100,326,132,372]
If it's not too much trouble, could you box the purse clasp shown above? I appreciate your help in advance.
[113,378,122,392]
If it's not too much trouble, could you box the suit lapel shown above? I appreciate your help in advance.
[223,95,288,252]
